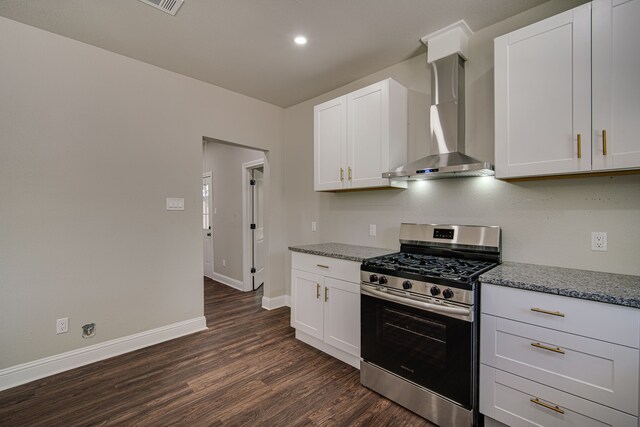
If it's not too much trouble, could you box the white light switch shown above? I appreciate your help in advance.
[369,224,377,236]
[166,197,185,211]
[311,221,317,232]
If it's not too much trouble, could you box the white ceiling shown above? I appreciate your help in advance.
[0,0,548,107]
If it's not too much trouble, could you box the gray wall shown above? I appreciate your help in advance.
[283,0,640,295]
[0,16,284,369]
[203,141,265,282]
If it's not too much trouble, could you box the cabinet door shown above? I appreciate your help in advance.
[323,277,360,357]
[291,269,324,340]
[593,0,640,170]
[347,81,389,189]
[494,4,591,178]
[314,96,347,191]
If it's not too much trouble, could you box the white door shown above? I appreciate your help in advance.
[494,4,591,178]
[592,0,640,170]
[314,95,347,191]
[291,269,324,340]
[250,168,265,289]
[323,277,360,357]
[202,174,213,279]
[348,81,388,189]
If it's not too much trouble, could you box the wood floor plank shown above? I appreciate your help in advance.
[0,278,434,426]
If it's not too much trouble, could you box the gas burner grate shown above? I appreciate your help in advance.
[363,252,496,282]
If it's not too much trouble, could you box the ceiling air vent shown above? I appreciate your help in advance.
[137,0,184,16]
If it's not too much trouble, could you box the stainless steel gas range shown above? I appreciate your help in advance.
[360,223,501,427]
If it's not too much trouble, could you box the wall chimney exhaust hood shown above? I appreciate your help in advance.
[383,21,494,180]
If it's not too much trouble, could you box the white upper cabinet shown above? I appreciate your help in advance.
[314,96,347,191]
[494,4,592,179]
[592,0,640,170]
[495,1,640,179]
[314,78,408,191]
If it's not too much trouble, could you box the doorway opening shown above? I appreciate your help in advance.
[203,172,213,279]
[202,138,269,297]
[243,160,264,291]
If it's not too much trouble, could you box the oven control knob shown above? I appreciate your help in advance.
[369,274,378,283]
[430,286,440,296]
[402,280,412,290]
[443,288,454,299]
[378,276,388,284]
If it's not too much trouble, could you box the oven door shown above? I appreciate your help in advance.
[361,283,475,409]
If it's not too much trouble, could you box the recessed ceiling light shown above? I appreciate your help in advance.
[294,36,307,45]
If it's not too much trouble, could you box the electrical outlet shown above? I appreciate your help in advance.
[56,318,68,334]
[222,259,226,267]
[591,232,607,251]
[311,221,317,232]
[369,224,377,237]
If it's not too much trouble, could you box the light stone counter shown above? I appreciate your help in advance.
[480,262,640,308]
[288,243,396,263]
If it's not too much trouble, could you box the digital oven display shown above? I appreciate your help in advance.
[433,228,454,240]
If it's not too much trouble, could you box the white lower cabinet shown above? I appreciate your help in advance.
[290,252,361,368]
[481,365,637,427]
[480,284,640,426]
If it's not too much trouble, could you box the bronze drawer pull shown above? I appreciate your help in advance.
[530,398,564,414]
[316,264,329,269]
[577,133,582,159]
[531,307,565,317]
[531,342,565,354]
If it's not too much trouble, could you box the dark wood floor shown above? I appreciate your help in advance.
[0,278,433,426]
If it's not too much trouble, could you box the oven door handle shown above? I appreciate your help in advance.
[361,285,471,318]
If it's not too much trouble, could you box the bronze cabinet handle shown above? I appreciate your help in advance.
[340,168,344,182]
[316,283,320,299]
[603,129,607,156]
[577,133,582,159]
[316,264,329,269]
[531,307,565,317]
[531,342,565,354]
[348,166,352,181]
[530,398,564,414]
[324,287,329,302]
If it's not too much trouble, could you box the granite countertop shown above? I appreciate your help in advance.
[288,243,397,262]
[480,262,640,309]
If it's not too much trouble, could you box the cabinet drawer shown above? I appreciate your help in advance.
[291,252,361,283]
[481,284,640,348]
[480,365,638,427]
[481,314,639,416]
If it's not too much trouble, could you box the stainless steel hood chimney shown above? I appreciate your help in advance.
[383,22,494,180]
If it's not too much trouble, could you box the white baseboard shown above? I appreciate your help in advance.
[0,316,207,392]
[211,272,244,291]
[262,294,290,310]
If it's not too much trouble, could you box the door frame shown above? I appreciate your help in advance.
[242,158,265,292]
[203,171,214,279]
